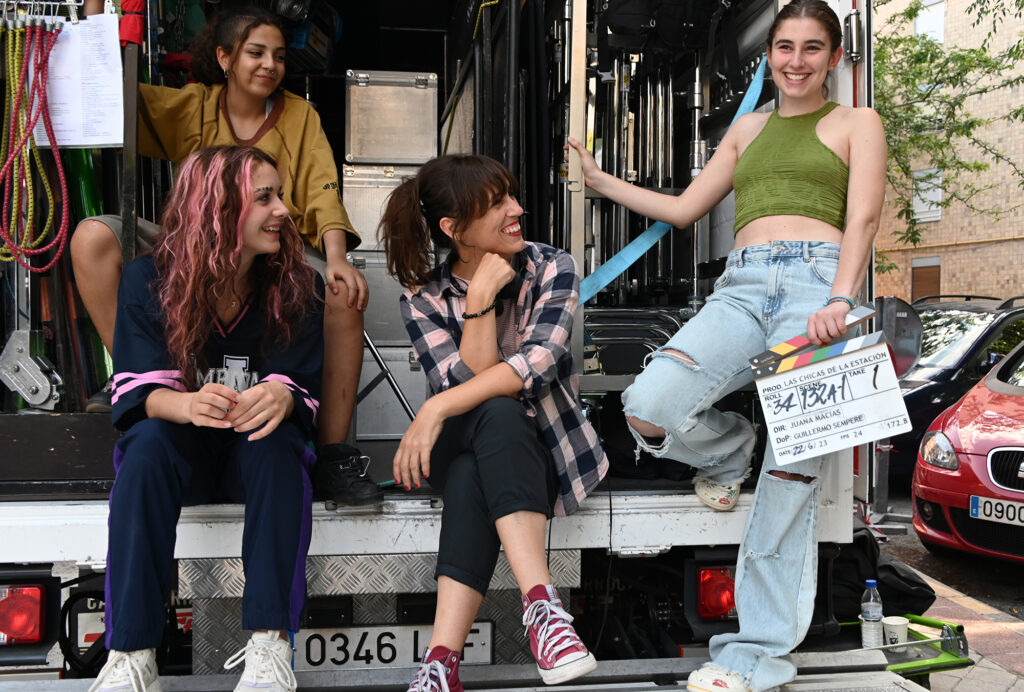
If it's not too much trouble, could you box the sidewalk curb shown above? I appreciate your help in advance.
[909,566,1024,687]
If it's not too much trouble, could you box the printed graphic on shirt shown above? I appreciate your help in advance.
[199,355,260,392]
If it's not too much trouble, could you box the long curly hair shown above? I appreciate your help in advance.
[154,146,317,387]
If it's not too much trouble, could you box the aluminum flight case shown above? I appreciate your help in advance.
[344,69,438,165]
[343,165,419,252]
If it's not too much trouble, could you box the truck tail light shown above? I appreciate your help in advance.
[0,584,45,645]
[696,568,736,621]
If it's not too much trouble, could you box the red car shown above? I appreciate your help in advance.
[912,339,1024,564]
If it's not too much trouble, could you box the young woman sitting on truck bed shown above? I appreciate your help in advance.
[378,154,607,690]
[90,146,320,692]
[72,3,380,506]
[566,1,886,691]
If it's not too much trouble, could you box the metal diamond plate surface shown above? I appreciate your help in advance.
[191,598,246,675]
[180,551,580,598]
[179,558,244,599]
[353,593,398,624]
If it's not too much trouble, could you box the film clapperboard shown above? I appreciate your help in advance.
[749,306,912,464]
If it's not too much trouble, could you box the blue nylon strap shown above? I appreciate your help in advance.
[578,54,768,305]
[732,54,768,126]
[579,222,672,303]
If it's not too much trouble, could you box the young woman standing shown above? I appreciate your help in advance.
[567,2,886,690]
[73,5,378,504]
[379,154,607,690]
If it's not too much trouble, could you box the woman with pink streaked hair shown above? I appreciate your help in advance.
[92,146,321,692]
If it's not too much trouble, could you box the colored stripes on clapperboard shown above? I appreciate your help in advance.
[750,331,886,378]
[748,305,875,368]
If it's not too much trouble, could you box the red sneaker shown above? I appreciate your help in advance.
[522,584,597,685]
[406,646,463,692]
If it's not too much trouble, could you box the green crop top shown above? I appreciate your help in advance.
[732,101,849,233]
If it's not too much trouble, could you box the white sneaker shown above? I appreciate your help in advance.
[694,477,741,511]
[686,663,750,692]
[88,649,161,692]
[224,631,297,692]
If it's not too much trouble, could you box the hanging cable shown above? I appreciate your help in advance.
[0,11,69,273]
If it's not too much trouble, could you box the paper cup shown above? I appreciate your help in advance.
[882,615,909,653]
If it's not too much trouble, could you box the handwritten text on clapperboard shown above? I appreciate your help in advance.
[755,341,911,464]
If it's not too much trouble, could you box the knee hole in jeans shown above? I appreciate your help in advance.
[768,470,815,484]
[657,348,698,368]
[625,415,667,440]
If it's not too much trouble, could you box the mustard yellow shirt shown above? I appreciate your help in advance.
[138,82,360,251]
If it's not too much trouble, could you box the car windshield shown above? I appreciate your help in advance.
[1005,352,1024,387]
[918,309,996,367]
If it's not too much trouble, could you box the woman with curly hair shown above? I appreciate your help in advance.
[72,3,379,505]
[90,146,321,692]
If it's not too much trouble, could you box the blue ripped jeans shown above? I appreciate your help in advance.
[622,241,843,692]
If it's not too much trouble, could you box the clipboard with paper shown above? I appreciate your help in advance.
[749,306,912,464]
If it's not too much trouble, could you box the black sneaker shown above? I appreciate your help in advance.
[313,443,384,506]
[85,378,114,413]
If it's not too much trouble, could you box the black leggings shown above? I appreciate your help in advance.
[427,397,557,595]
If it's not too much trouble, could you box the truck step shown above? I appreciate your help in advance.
[0,653,929,691]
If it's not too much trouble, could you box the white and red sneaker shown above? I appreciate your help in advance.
[407,646,463,692]
[686,663,751,692]
[694,477,741,511]
[522,584,597,685]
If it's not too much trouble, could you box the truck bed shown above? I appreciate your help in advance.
[0,455,854,564]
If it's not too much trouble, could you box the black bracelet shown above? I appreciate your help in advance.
[463,300,497,319]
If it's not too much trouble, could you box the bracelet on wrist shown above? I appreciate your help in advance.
[825,295,856,310]
[463,300,497,319]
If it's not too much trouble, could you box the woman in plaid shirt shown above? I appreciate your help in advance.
[379,154,607,691]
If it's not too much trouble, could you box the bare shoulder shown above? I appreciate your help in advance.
[727,111,772,152]
[831,105,884,133]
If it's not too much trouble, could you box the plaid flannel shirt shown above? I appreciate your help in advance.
[400,242,608,516]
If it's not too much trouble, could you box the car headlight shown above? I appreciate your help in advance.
[919,431,959,470]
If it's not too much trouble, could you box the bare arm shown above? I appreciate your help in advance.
[144,382,240,427]
[84,0,102,15]
[806,108,887,345]
[392,362,522,488]
[458,253,516,374]
[566,118,750,228]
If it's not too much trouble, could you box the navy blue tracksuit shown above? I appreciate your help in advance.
[105,256,323,650]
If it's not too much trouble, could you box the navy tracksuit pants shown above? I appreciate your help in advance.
[104,418,314,651]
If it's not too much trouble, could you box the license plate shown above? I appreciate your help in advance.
[294,622,493,671]
[970,495,1024,526]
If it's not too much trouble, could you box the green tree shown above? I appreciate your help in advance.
[873,0,1024,271]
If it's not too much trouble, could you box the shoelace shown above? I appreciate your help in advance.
[523,599,583,661]
[407,659,451,692]
[88,651,149,692]
[340,454,372,477]
[223,638,297,691]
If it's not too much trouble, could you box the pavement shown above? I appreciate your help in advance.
[919,570,1024,691]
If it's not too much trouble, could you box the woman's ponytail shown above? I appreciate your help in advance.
[380,178,434,289]
[379,154,519,289]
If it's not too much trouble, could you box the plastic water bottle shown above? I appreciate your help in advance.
[860,578,884,648]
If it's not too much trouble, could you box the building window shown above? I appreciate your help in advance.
[916,0,945,43]
[913,168,942,223]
